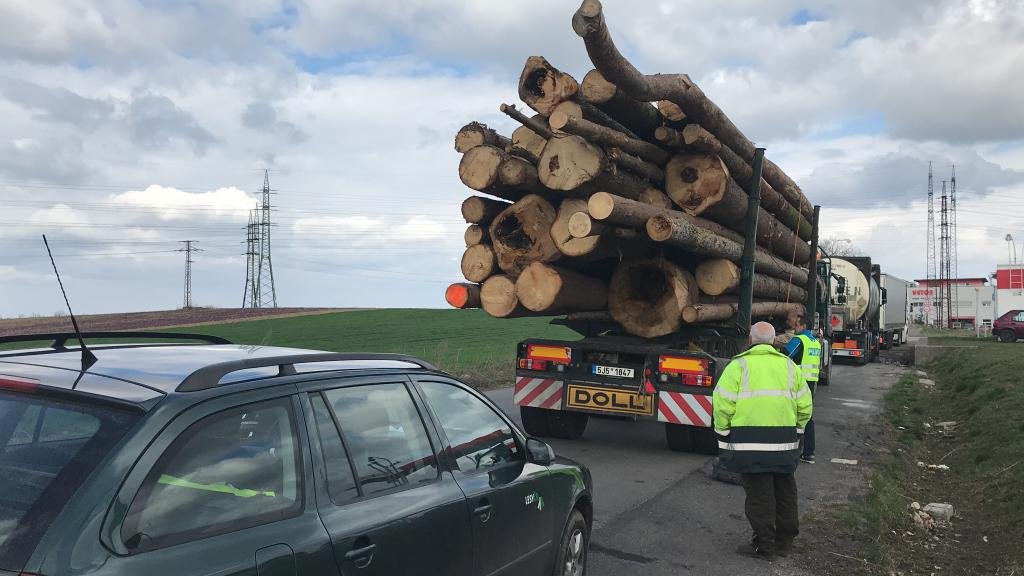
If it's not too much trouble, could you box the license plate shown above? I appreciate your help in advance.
[566,384,654,415]
[592,365,634,378]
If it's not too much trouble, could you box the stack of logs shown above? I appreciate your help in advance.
[445,0,813,339]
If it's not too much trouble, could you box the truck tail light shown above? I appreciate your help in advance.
[658,355,707,374]
[518,358,549,371]
[526,344,571,365]
[0,375,40,394]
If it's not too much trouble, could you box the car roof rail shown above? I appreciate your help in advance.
[176,352,439,392]
[0,331,233,351]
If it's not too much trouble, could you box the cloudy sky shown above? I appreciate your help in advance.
[1,0,1023,316]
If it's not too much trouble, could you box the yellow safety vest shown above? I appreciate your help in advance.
[795,333,822,383]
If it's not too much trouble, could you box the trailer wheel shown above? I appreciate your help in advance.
[546,410,589,440]
[692,427,719,455]
[665,423,695,452]
[520,406,552,437]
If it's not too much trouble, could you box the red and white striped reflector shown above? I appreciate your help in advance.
[657,391,713,427]
[514,377,564,409]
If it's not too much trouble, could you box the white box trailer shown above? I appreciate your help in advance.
[881,273,912,347]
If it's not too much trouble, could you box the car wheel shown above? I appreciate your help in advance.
[546,410,589,440]
[999,330,1017,343]
[521,406,552,437]
[553,510,588,576]
[665,423,695,452]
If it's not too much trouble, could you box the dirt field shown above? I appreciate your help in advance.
[0,307,344,337]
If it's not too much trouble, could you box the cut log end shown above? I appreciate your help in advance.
[551,198,601,257]
[461,196,510,224]
[645,215,673,242]
[459,146,505,191]
[489,194,560,275]
[445,283,481,309]
[657,100,686,123]
[580,69,618,104]
[518,56,580,116]
[587,191,616,220]
[695,259,740,296]
[537,134,604,191]
[461,244,496,283]
[455,122,511,153]
[608,259,698,338]
[568,211,596,238]
[480,275,521,318]
[464,224,487,246]
[515,261,607,313]
[665,153,729,214]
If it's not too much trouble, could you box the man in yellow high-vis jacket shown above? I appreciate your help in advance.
[713,322,814,561]
[786,312,821,464]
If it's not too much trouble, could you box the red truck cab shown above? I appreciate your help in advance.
[993,309,1024,342]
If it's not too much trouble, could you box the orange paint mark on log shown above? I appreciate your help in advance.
[445,284,470,308]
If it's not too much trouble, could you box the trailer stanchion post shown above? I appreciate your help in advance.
[736,147,765,334]
[806,205,821,327]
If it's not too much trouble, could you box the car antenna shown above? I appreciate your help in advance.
[42,235,97,371]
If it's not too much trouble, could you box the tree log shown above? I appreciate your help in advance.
[645,214,809,286]
[460,145,548,198]
[658,100,687,126]
[549,110,670,165]
[499,103,554,139]
[455,122,511,153]
[567,211,641,241]
[515,262,608,313]
[464,224,488,246]
[608,258,699,338]
[607,147,664,184]
[580,69,662,141]
[682,301,804,324]
[682,125,811,240]
[481,275,535,318]
[518,56,580,116]
[489,194,561,276]
[461,244,496,283]
[639,187,673,210]
[695,259,807,301]
[510,126,546,163]
[498,153,548,195]
[551,199,602,257]
[665,152,810,264]
[537,134,649,199]
[653,126,683,149]
[445,283,481,309]
[572,0,814,219]
[589,192,743,243]
[461,196,511,224]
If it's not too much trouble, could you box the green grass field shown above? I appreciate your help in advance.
[3,309,579,388]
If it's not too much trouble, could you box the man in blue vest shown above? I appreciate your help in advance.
[714,321,814,561]
[785,311,821,464]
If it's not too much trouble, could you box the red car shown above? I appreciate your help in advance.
[993,309,1024,342]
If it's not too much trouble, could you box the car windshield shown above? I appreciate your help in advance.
[0,390,139,571]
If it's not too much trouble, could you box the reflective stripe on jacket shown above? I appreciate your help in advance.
[794,333,822,383]
[712,344,813,474]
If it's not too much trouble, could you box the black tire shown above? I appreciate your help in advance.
[552,509,589,576]
[692,426,719,455]
[521,406,551,437]
[665,423,695,452]
[546,410,589,440]
[818,359,831,386]
[999,330,1017,343]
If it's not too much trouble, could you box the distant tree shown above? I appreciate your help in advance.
[820,236,860,257]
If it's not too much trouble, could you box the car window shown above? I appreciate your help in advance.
[309,393,360,504]
[1015,312,1024,322]
[121,398,302,553]
[418,381,522,472]
[0,391,139,571]
[323,383,438,497]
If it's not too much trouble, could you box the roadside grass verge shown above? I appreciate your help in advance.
[829,338,1024,575]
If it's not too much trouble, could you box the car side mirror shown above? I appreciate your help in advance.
[526,437,555,466]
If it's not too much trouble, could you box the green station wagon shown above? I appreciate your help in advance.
[0,333,593,576]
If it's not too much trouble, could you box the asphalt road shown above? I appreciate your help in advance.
[487,361,906,575]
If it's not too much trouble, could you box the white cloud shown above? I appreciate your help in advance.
[109,185,257,221]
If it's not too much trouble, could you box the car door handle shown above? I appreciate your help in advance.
[345,543,377,569]
[473,499,493,521]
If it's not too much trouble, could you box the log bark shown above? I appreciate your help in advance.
[498,153,547,195]
[499,103,554,139]
[464,224,488,246]
[481,275,536,318]
[654,126,683,149]
[461,196,511,224]
[510,126,547,163]
[488,194,561,276]
[682,301,804,324]
[518,56,580,116]
[461,244,496,283]
[455,122,511,153]
[445,283,481,309]
[460,145,548,197]
[537,134,649,199]
[645,214,809,286]
[686,125,812,240]
[515,262,608,313]
[567,211,641,241]
[665,152,810,264]
[681,124,722,154]
[695,259,807,301]
[589,192,743,244]
[580,69,662,141]
[572,0,814,218]
[607,147,665,184]
[549,110,670,165]
[608,258,699,338]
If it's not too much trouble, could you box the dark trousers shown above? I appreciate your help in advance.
[802,418,815,457]
[740,472,799,553]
